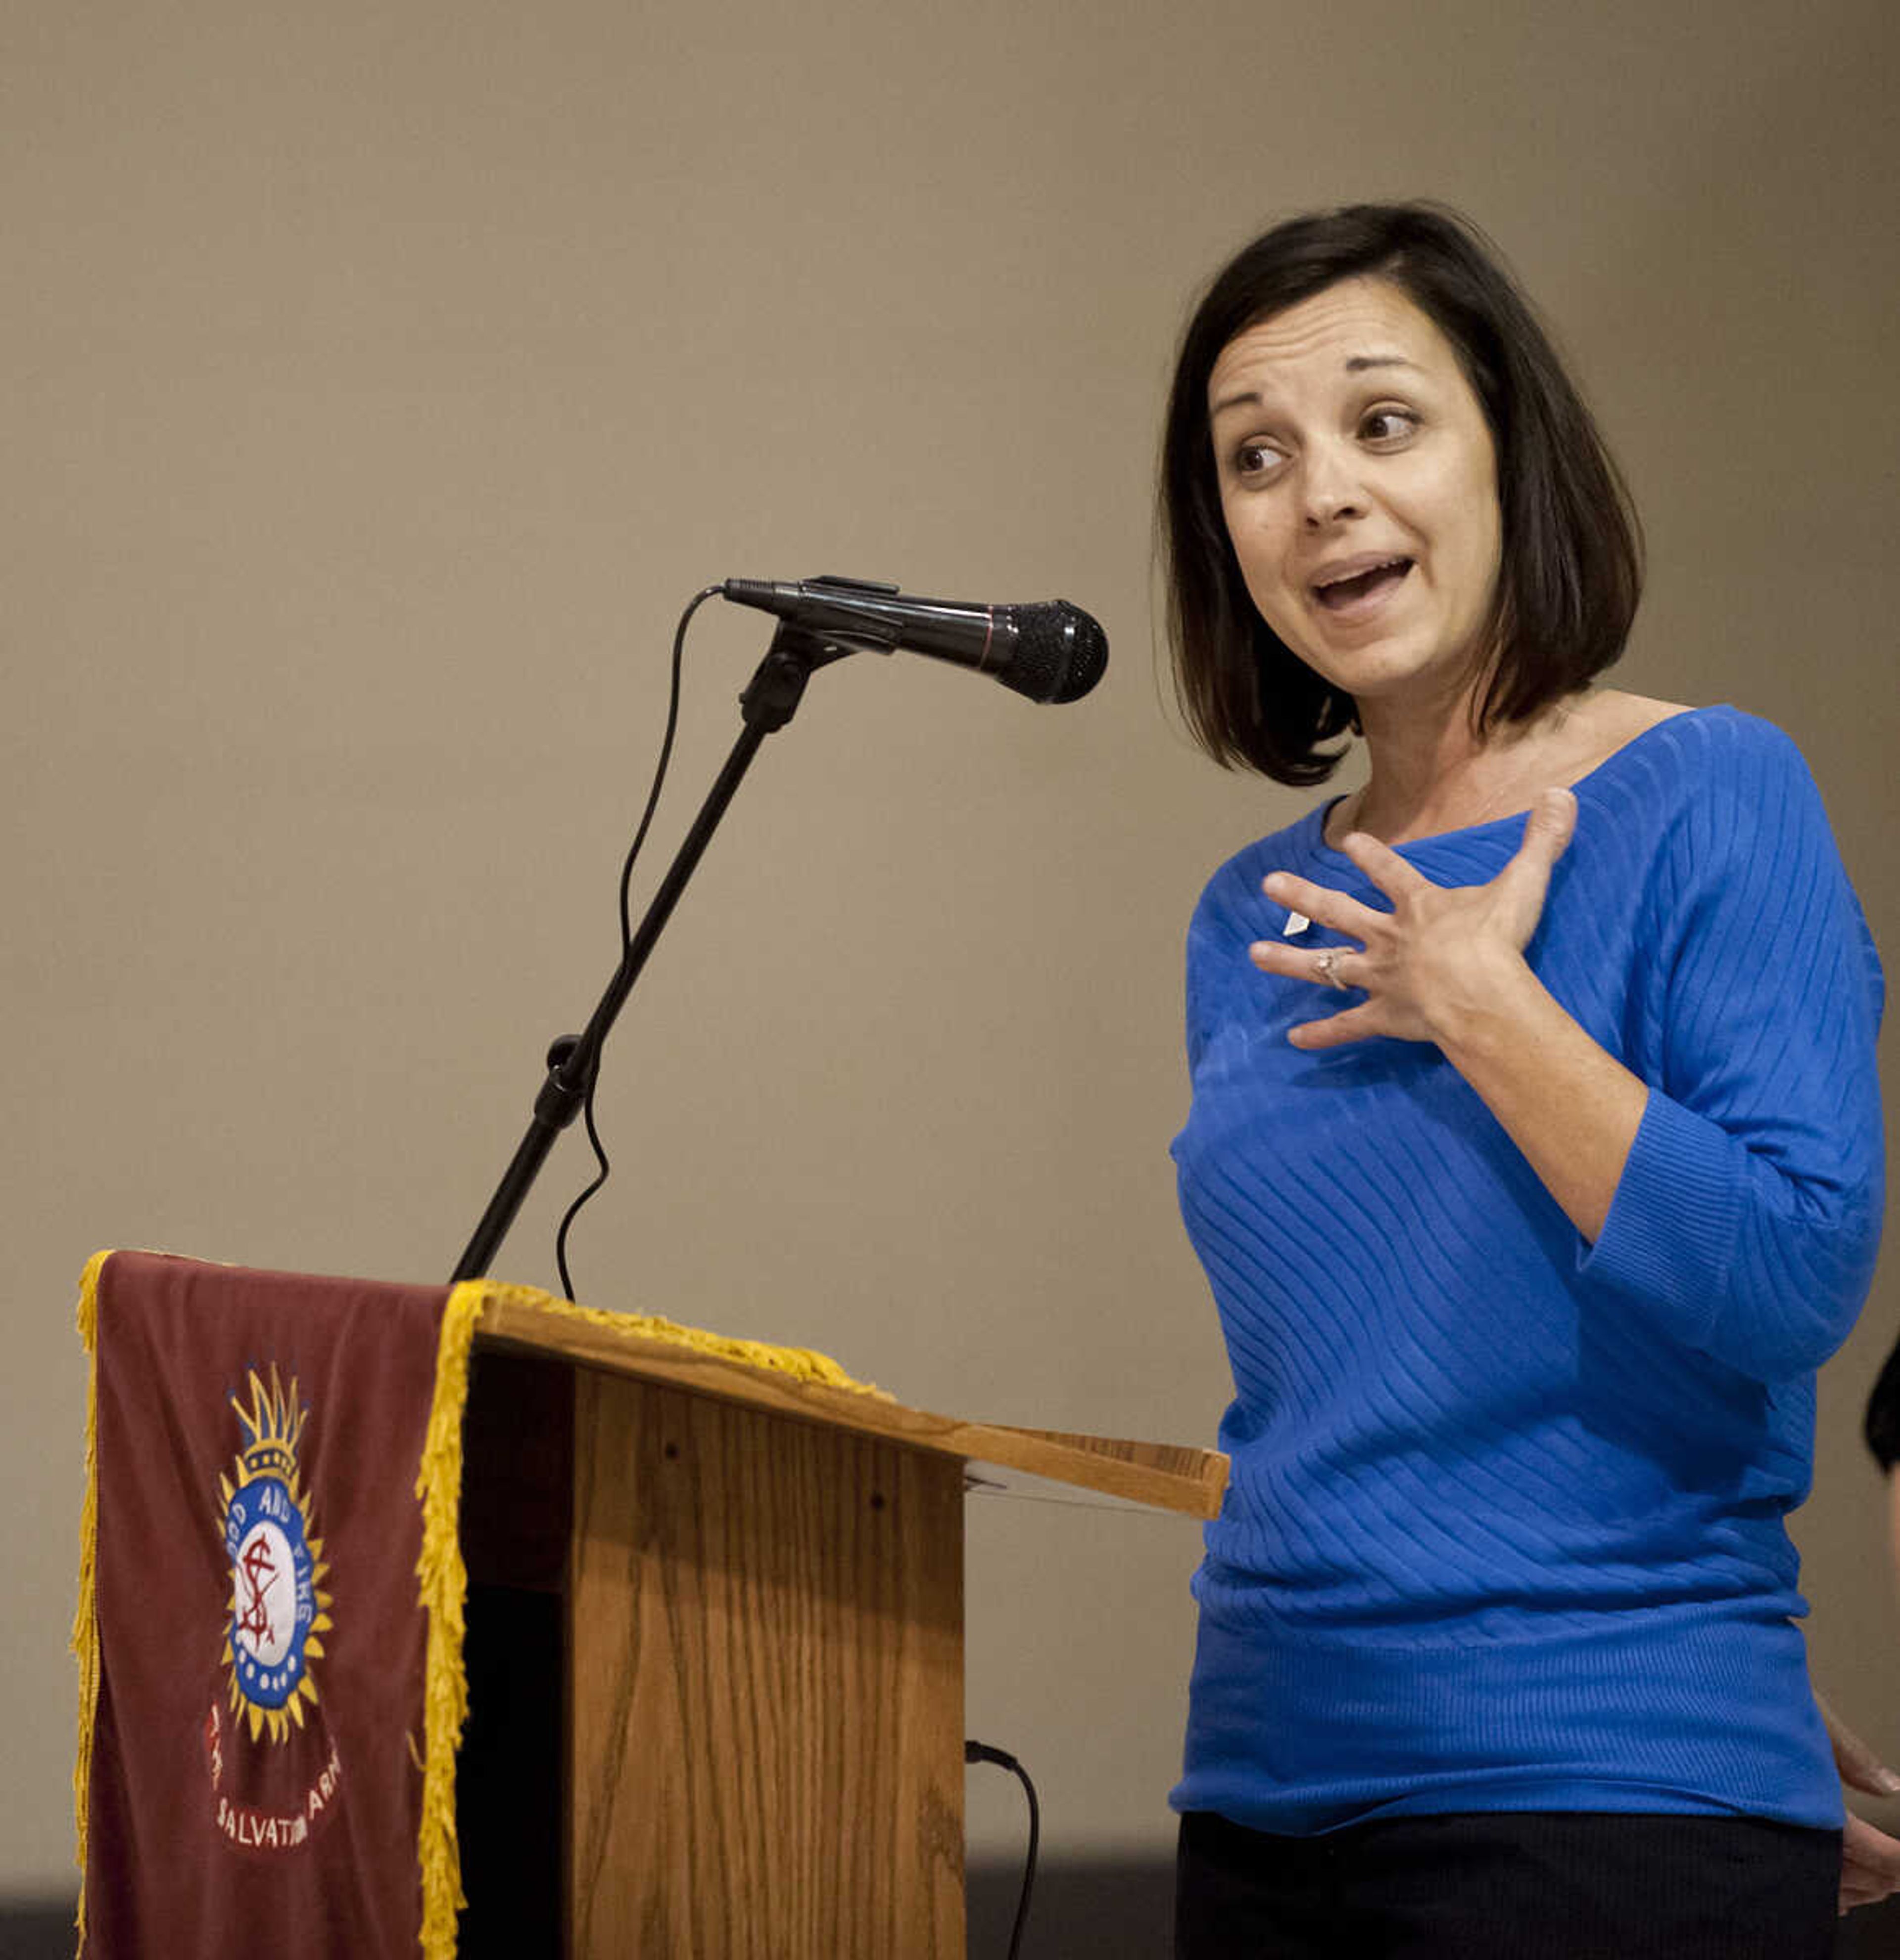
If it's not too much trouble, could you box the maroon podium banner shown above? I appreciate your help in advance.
[73,1252,457,1959]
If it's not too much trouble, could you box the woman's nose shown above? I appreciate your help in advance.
[1300,444,1367,527]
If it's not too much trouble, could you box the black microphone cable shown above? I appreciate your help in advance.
[966,1739,1039,1960]
[548,567,1100,1298]
[553,582,722,1302]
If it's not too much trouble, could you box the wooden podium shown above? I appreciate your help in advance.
[452,1290,1227,1960]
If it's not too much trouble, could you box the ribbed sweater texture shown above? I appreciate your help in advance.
[1170,707,1885,1834]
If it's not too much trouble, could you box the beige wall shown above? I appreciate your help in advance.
[4,0,1895,1895]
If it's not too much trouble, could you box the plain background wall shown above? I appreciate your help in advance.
[5,0,1896,1903]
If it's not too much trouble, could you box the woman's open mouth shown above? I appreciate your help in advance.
[1312,557,1414,616]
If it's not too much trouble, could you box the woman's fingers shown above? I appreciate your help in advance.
[1333,829,1431,900]
[1495,787,1577,903]
[1286,1003,1384,1049]
[1260,869,1387,937]
[1248,939,1358,985]
[1526,783,1579,850]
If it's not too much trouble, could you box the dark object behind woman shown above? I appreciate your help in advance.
[1160,203,1886,1958]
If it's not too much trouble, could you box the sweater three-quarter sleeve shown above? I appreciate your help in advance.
[1580,713,1885,1381]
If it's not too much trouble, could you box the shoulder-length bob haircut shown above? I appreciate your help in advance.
[1159,202,1643,784]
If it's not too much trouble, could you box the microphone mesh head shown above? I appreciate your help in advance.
[1004,601,1109,704]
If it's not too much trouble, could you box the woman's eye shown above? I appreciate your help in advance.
[1361,408,1418,444]
[1234,441,1283,479]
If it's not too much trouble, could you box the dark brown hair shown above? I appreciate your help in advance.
[1159,202,1643,783]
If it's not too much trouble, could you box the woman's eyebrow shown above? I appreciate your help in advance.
[1212,352,1422,419]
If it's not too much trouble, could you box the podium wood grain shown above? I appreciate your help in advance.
[569,1368,965,1959]
[461,1301,1222,1956]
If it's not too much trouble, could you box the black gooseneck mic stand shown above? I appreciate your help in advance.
[450,620,852,1284]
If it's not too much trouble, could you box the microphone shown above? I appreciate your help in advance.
[720,574,1107,704]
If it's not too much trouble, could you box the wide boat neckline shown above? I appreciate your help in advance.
[1307,703,1710,866]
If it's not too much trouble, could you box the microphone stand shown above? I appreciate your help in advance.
[450,620,854,1284]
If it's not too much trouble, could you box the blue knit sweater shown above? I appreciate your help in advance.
[1170,707,1885,1834]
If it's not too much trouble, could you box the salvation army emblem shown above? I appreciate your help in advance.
[218,1367,332,1744]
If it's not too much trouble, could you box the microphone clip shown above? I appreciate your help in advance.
[740,618,858,732]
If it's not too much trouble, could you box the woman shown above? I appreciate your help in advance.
[1160,204,1886,1958]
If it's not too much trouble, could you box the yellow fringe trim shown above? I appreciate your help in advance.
[414,1282,483,1960]
[486,1285,890,1399]
[412,1278,882,1955]
[70,1249,112,1955]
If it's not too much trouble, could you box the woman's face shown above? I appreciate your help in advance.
[1207,276,1503,717]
